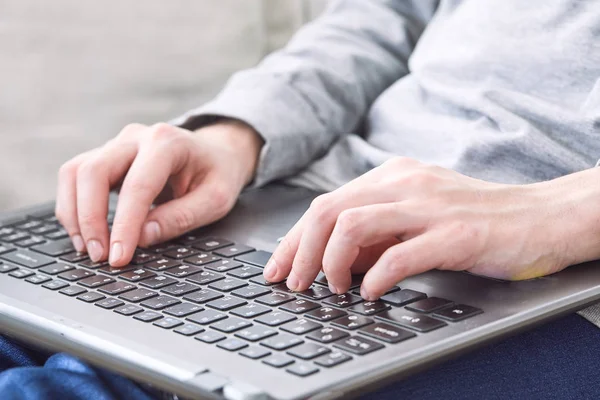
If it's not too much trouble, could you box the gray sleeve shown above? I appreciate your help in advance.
[171,0,439,187]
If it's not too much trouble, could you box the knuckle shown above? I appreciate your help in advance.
[77,158,104,179]
[309,194,334,219]
[123,179,156,197]
[148,123,178,143]
[335,209,362,241]
[77,212,104,230]
[383,156,417,169]
[58,160,78,180]
[399,170,436,187]
[119,123,145,138]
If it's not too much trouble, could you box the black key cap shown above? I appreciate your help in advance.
[9,269,35,279]
[24,274,52,284]
[98,281,137,295]
[353,286,400,296]
[231,285,270,299]
[130,251,157,265]
[262,354,295,368]
[314,351,352,368]
[287,343,330,360]
[183,289,223,304]
[58,269,94,282]
[208,277,247,292]
[195,331,226,344]
[375,309,447,332]
[0,227,15,238]
[45,228,69,241]
[204,259,243,273]
[60,252,89,263]
[191,237,233,251]
[96,298,126,309]
[42,279,69,290]
[433,304,483,321]
[145,242,179,254]
[77,292,106,303]
[323,293,363,308]
[249,276,281,286]
[184,253,221,266]
[16,220,43,230]
[176,232,207,245]
[359,322,416,344]
[187,309,228,325]
[380,289,427,306]
[406,297,454,313]
[255,292,295,306]
[235,326,278,342]
[286,363,319,377]
[280,319,322,335]
[30,224,57,235]
[133,310,163,322]
[141,295,181,310]
[255,311,296,326]
[164,246,199,260]
[280,298,321,314]
[227,265,262,279]
[0,245,15,255]
[174,324,204,336]
[114,304,144,316]
[119,288,158,303]
[271,283,297,295]
[210,317,252,333]
[3,232,30,243]
[217,338,248,351]
[39,263,74,275]
[332,315,374,330]
[1,249,55,269]
[16,236,45,248]
[206,296,247,311]
[164,302,203,317]
[0,262,17,273]
[260,334,303,351]
[333,336,384,355]
[298,285,334,300]
[78,275,115,288]
[347,301,390,316]
[164,265,203,278]
[144,258,181,271]
[97,265,136,275]
[139,276,177,289]
[59,286,87,297]
[120,268,156,282]
[79,259,109,270]
[305,307,347,322]
[230,304,271,318]
[239,346,271,360]
[153,317,183,329]
[307,327,349,343]
[31,238,75,257]
[234,250,272,268]
[314,272,363,289]
[186,271,224,285]
[214,244,254,258]
[161,282,201,296]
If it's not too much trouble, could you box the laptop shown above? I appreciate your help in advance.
[1,182,600,400]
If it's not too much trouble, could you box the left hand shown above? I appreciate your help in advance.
[263,157,576,300]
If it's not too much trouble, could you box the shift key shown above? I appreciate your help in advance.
[1,249,55,269]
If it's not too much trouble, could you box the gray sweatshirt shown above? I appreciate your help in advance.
[173,0,600,325]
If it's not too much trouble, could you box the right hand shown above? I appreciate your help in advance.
[55,121,263,266]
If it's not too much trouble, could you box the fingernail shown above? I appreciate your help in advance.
[264,259,278,280]
[328,283,338,295]
[72,234,84,253]
[87,240,103,262]
[142,221,161,246]
[109,242,123,265]
[287,273,299,291]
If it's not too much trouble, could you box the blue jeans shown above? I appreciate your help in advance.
[1,313,599,400]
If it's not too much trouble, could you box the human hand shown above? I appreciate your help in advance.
[264,157,575,300]
[55,120,263,266]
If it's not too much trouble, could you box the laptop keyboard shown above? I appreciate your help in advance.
[0,211,484,378]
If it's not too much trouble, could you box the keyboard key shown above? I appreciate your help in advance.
[262,354,295,368]
[380,289,427,307]
[31,238,74,257]
[297,285,334,300]
[255,292,295,306]
[239,346,271,360]
[114,304,143,316]
[164,302,203,317]
[78,275,115,288]
[186,271,224,285]
[211,317,252,333]
[98,281,137,295]
[119,288,158,303]
[120,268,156,282]
[281,319,322,335]
[133,310,163,322]
[187,309,228,325]
[161,282,201,296]
[287,343,330,360]
[183,289,223,304]
[60,252,88,263]
[25,274,52,285]
[227,265,262,279]
[145,242,179,254]
[79,259,109,270]
[333,336,384,356]
[306,327,349,343]
[347,301,390,316]
[353,286,401,296]
[153,317,183,329]
[234,250,272,268]
[406,297,454,313]
[359,322,416,344]
[141,295,181,310]
[323,293,363,308]
[0,227,15,238]
[314,273,363,289]
[130,251,158,265]
[97,265,136,275]
[30,224,58,236]
[45,228,69,241]
[184,253,221,266]
[177,232,209,245]
[217,338,248,351]
[208,277,247,292]
[174,324,204,336]
[0,262,17,273]
[314,351,352,368]
[58,269,94,282]
[255,311,296,327]
[16,236,45,248]
[39,263,74,275]
[214,244,254,258]
[271,283,298,295]
[191,237,233,252]
[42,279,69,290]
[139,276,178,289]
[433,304,483,322]
[0,245,15,255]
[164,246,199,259]
[305,307,347,322]
[332,315,374,330]
[59,286,87,297]
[261,334,303,351]
[235,326,278,342]
[77,292,106,303]
[375,309,447,332]
[230,304,271,318]
[231,285,270,299]
[195,330,226,344]
[9,269,35,279]
[144,258,181,271]
[164,265,203,278]
[16,220,43,230]
[249,277,281,286]
[2,249,55,269]
[206,296,247,311]
[286,362,319,377]
[280,299,321,314]
[3,232,30,243]
[204,259,243,273]
[96,298,126,309]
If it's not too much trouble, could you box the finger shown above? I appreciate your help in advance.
[263,214,306,283]
[76,140,139,262]
[349,238,401,275]
[322,202,428,293]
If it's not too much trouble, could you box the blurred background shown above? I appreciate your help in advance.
[0,0,328,210]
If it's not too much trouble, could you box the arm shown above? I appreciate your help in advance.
[173,0,440,186]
